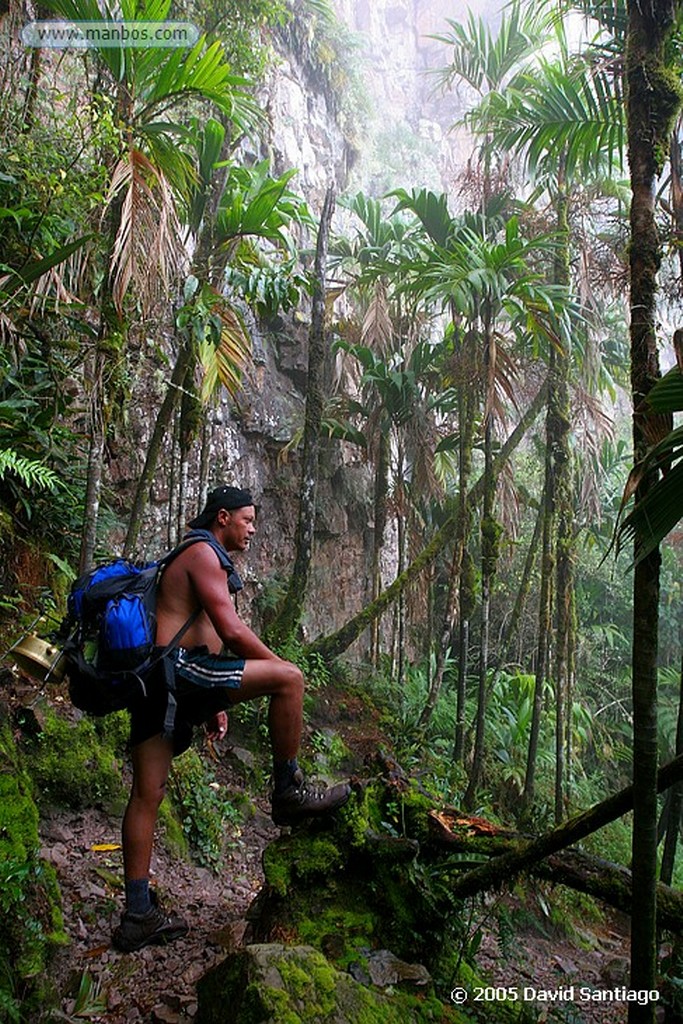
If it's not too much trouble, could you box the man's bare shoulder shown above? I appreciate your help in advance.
[173,538,226,573]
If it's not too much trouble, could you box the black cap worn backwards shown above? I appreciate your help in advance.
[187,485,255,529]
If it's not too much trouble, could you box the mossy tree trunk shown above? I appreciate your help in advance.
[269,185,336,643]
[417,322,477,734]
[370,430,390,667]
[491,481,544,679]
[523,432,554,808]
[464,307,498,809]
[418,382,475,734]
[524,166,574,817]
[449,747,683,901]
[661,655,683,885]
[626,0,682,1015]
[552,171,573,825]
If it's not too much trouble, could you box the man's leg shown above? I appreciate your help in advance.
[232,658,304,761]
[122,733,174,902]
[113,733,188,952]
[229,658,350,824]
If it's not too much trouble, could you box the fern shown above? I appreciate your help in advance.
[0,449,60,491]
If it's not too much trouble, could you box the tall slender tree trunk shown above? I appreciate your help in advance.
[370,432,390,667]
[78,197,123,572]
[523,446,554,808]
[565,587,578,794]
[78,348,107,572]
[492,484,545,679]
[552,173,573,824]
[464,313,498,809]
[198,414,212,509]
[418,387,475,732]
[625,0,681,1015]
[123,335,195,557]
[168,402,182,548]
[395,444,408,692]
[660,656,683,885]
[269,185,335,643]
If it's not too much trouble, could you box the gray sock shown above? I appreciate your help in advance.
[125,878,151,916]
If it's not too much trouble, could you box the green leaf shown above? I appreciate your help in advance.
[644,367,683,413]
[618,459,683,564]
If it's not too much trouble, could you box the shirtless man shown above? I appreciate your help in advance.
[112,485,351,952]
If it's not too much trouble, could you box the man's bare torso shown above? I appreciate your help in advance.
[155,544,226,653]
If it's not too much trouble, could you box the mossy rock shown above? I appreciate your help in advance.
[262,834,346,897]
[256,784,446,972]
[196,944,470,1024]
[23,705,126,811]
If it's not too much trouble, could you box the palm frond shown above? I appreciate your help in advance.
[617,457,683,563]
[136,37,262,135]
[615,369,683,564]
[432,2,544,95]
[469,59,624,180]
[644,365,683,412]
[197,293,252,402]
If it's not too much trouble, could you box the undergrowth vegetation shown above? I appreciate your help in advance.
[0,718,67,1022]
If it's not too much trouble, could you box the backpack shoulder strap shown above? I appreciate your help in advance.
[178,528,244,593]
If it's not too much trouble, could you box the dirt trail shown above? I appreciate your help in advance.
[42,749,279,1024]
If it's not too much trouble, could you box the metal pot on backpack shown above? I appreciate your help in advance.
[8,634,67,683]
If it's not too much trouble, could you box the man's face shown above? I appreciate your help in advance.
[221,505,257,552]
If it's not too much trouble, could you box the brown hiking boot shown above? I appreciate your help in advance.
[271,769,351,826]
[112,903,189,952]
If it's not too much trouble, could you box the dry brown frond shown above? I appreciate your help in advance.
[106,149,186,315]
[405,404,442,503]
[572,383,616,523]
[496,460,522,542]
[572,382,615,461]
[360,280,393,355]
[0,311,21,355]
[29,265,79,317]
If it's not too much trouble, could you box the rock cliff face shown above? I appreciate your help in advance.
[132,0,489,654]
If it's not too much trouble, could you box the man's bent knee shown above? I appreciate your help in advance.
[281,661,305,697]
[239,659,305,700]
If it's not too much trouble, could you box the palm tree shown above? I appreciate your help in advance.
[123,130,311,555]
[391,186,571,804]
[327,192,428,666]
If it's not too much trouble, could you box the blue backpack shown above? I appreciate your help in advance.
[60,530,241,718]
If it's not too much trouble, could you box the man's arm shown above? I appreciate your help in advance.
[186,544,280,661]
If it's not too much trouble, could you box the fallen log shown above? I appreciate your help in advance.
[536,849,683,933]
[440,751,683,900]
[428,809,683,931]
